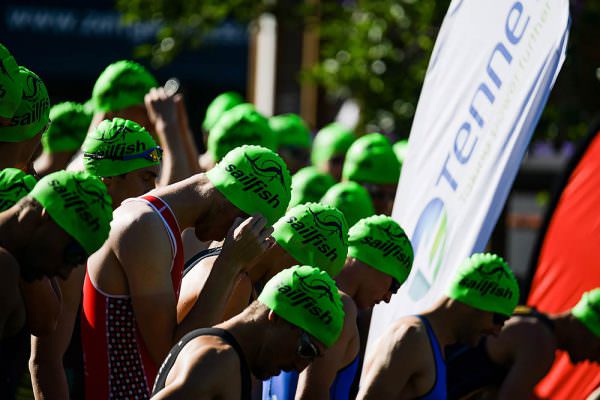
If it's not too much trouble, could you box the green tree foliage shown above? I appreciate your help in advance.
[117,0,599,142]
[307,1,449,135]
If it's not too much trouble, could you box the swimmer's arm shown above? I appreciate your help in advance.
[174,94,201,176]
[0,251,21,336]
[145,88,194,185]
[30,267,86,400]
[175,216,272,335]
[356,324,420,400]
[221,273,254,321]
[20,277,61,336]
[296,295,358,400]
[177,265,252,324]
[115,213,179,365]
[493,325,554,400]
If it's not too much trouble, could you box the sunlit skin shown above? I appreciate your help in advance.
[293,257,398,399]
[30,160,162,400]
[358,298,505,399]
[178,242,296,324]
[152,303,326,400]
[101,165,160,208]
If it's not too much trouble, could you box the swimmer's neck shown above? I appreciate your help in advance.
[216,308,267,378]
[146,173,213,229]
[420,297,463,348]
[549,311,579,351]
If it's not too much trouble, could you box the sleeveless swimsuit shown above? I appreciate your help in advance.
[81,195,184,399]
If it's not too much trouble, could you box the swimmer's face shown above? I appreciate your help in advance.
[278,146,310,175]
[21,215,85,282]
[461,309,504,347]
[361,182,397,216]
[354,261,395,310]
[322,154,345,182]
[255,314,324,379]
[103,165,159,209]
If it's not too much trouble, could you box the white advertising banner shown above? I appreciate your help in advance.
[366,0,570,356]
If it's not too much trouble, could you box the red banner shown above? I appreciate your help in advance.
[528,131,600,399]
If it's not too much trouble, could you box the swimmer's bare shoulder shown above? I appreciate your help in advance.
[153,336,242,400]
[357,316,431,400]
[486,315,556,398]
[108,201,174,275]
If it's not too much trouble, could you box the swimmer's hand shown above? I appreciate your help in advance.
[219,214,274,274]
[145,87,178,129]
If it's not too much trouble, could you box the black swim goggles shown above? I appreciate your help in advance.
[297,331,320,360]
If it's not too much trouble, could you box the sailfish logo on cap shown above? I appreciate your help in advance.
[294,270,335,303]
[377,222,407,241]
[72,177,111,209]
[22,74,42,101]
[245,153,286,186]
[96,124,135,144]
[308,207,345,243]
[474,263,511,281]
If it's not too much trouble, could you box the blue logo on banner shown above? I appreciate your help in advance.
[408,198,448,301]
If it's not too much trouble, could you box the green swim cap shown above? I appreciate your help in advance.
[82,118,161,177]
[289,167,336,208]
[42,102,92,153]
[342,133,400,185]
[347,215,413,285]
[208,106,276,162]
[29,170,113,255]
[393,139,408,164]
[207,145,291,225]
[270,114,311,149]
[258,265,345,347]
[1,67,50,142]
[311,123,355,168]
[273,203,348,277]
[92,60,157,112]
[446,253,519,317]
[0,44,24,118]
[320,181,375,226]
[572,289,600,338]
[202,91,244,133]
[0,168,37,212]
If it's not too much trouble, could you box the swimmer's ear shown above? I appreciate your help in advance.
[267,310,279,322]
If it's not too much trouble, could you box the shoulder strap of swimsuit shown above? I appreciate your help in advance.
[183,247,222,277]
[513,305,555,332]
[152,327,251,399]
